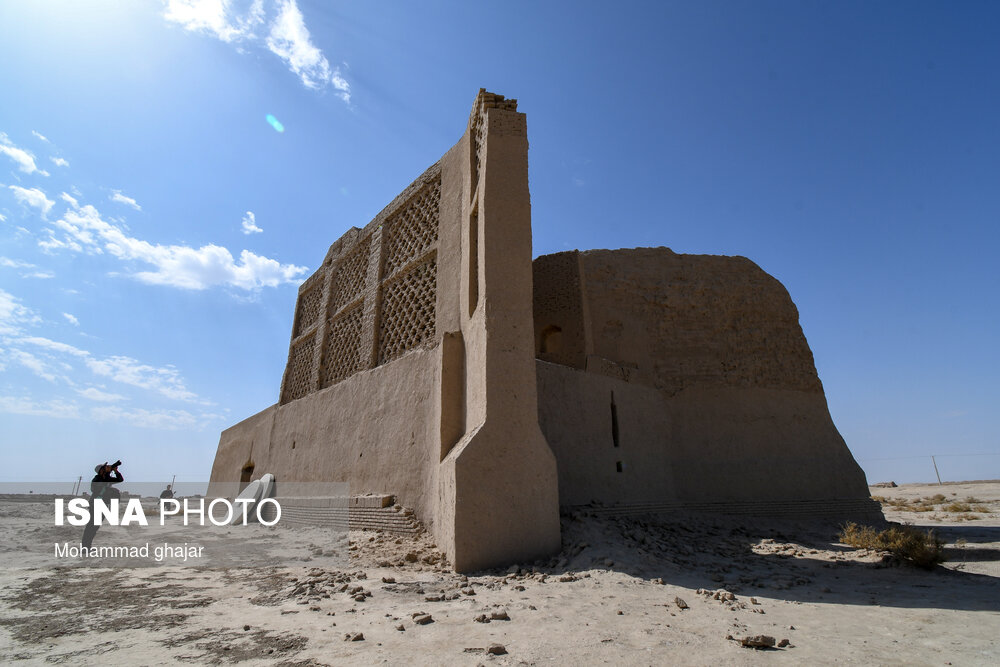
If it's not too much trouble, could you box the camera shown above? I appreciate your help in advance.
[111,460,122,468]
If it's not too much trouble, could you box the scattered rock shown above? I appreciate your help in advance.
[740,635,776,649]
[344,632,365,642]
[487,643,507,655]
[558,575,577,583]
[490,609,510,621]
[405,552,419,562]
[413,613,434,625]
[243,624,250,631]
[474,613,490,623]
[396,624,405,631]
[674,597,689,610]
[382,576,396,584]
[778,638,790,648]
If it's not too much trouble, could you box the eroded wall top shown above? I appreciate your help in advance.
[533,247,824,396]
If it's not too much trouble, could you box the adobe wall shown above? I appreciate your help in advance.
[210,90,561,572]
[209,347,441,523]
[534,247,871,509]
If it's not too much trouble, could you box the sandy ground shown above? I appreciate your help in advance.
[1,482,999,666]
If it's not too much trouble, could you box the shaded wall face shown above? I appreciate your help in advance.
[576,247,824,396]
[533,246,871,506]
[532,251,587,369]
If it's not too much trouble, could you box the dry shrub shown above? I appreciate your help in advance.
[870,495,888,503]
[943,502,973,513]
[839,522,944,569]
[927,494,948,503]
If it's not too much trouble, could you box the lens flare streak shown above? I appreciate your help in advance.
[266,114,285,133]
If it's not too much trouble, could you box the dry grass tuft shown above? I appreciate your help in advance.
[839,522,944,569]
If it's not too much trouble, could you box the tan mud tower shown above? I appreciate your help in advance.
[210,90,877,572]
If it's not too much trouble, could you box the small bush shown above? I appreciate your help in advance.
[870,495,888,503]
[839,522,944,569]
[943,502,972,513]
[927,494,947,503]
[964,496,983,503]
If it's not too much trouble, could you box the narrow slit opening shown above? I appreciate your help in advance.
[611,392,620,448]
[468,204,479,317]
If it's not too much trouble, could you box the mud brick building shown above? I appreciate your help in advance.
[210,90,878,572]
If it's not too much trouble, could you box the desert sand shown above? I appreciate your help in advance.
[1,481,998,666]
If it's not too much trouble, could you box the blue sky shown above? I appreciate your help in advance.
[1,1,997,486]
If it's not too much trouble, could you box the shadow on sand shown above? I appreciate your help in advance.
[485,512,1000,614]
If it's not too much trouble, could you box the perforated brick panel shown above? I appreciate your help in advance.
[294,283,324,336]
[330,236,371,313]
[377,256,437,365]
[321,304,365,388]
[282,333,316,403]
[383,176,441,277]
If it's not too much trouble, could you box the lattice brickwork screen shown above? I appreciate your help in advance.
[383,180,441,276]
[282,333,316,403]
[280,167,442,404]
[378,255,437,365]
[331,235,371,313]
[321,304,365,388]
[294,283,324,337]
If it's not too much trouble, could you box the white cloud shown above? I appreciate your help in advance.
[331,66,351,103]
[32,131,50,143]
[266,0,339,92]
[51,157,69,168]
[0,288,41,335]
[20,336,89,357]
[0,394,221,429]
[41,203,307,290]
[0,133,49,176]
[23,271,55,279]
[85,355,199,402]
[63,313,80,326]
[8,185,55,217]
[164,0,349,98]
[0,257,35,269]
[163,0,265,42]
[241,210,262,234]
[89,404,223,430]
[9,348,58,382]
[17,334,204,404]
[0,395,80,419]
[76,387,126,402]
[60,192,79,208]
[110,190,141,211]
[0,212,6,221]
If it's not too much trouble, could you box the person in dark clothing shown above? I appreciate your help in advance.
[159,484,174,500]
[82,461,123,548]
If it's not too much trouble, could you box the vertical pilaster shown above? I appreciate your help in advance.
[359,225,385,369]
